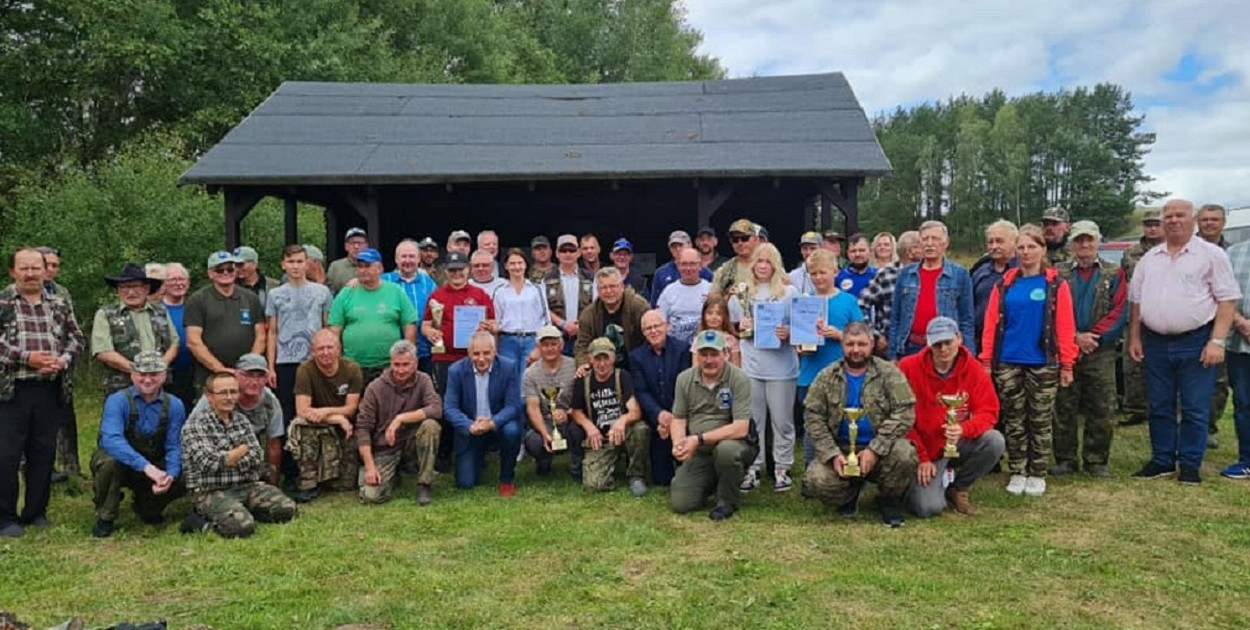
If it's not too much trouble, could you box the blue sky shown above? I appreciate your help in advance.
[683,0,1249,207]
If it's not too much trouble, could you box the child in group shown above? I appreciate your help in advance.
[692,295,741,366]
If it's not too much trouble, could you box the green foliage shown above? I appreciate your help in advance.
[862,85,1159,249]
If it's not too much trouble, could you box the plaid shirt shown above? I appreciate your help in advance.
[181,405,264,492]
[1227,241,1250,355]
[858,262,900,338]
[0,285,85,382]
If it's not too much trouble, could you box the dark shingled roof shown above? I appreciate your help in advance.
[180,72,891,186]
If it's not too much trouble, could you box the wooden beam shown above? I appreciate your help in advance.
[696,180,738,229]
[284,197,299,245]
[325,206,341,258]
[842,178,863,237]
[223,187,264,249]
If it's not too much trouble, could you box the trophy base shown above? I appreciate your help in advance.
[843,462,861,478]
[432,344,446,355]
[943,446,960,459]
[798,344,817,353]
[550,437,567,452]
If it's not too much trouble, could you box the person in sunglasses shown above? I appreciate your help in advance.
[184,251,267,390]
[710,219,762,297]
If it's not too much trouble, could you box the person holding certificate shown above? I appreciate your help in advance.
[727,243,800,493]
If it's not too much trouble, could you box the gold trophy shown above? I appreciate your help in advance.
[843,407,863,477]
[938,393,968,459]
[734,282,753,339]
[542,387,567,452]
[428,299,446,354]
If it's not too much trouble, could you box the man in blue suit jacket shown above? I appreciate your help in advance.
[629,310,691,486]
[444,332,524,495]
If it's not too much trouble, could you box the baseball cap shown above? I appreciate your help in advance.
[756,225,769,240]
[1069,220,1101,241]
[531,235,551,248]
[693,329,727,352]
[727,219,755,236]
[799,231,822,246]
[448,230,472,245]
[131,350,167,374]
[355,248,383,264]
[613,238,633,252]
[822,230,844,242]
[696,226,716,237]
[233,246,259,262]
[417,237,438,250]
[444,251,470,270]
[556,234,579,249]
[668,230,692,246]
[588,337,616,357]
[303,244,325,262]
[345,227,368,240]
[1042,206,1070,223]
[925,317,960,346]
[235,353,269,372]
[206,251,241,270]
[1141,208,1162,222]
[536,325,562,341]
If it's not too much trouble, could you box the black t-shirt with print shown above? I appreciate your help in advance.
[570,369,634,434]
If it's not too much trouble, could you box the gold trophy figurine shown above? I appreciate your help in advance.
[428,299,446,354]
[843,407,863,478]
[734,282,753,339]
[542,387,567,452]
[938,393,968,459]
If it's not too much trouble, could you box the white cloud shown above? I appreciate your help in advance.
[683,0,1248,205]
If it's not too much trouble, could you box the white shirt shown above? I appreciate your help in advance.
[658,279,711,344]
[471,277,508,298]
[494,281,549,334]
[788,265,815,295]
[560,270,582,323]
[474,369,492,418]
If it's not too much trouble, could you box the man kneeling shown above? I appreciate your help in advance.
[181,372,297,538]
[356,341,442,505]
[570,338,649,495]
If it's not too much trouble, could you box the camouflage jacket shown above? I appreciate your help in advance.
[803,356,916,464]
[1120,237,1162,282]
[98,302,173,393]
[1046,241,1074,267]
[710,257,749,295]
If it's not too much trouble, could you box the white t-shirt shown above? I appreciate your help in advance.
[657,279,710,344]
[728,284,800,381]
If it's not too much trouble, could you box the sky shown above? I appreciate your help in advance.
[682,0,1250,209]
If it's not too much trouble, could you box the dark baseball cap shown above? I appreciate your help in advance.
[445,251,470,270]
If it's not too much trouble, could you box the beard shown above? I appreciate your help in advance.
[843,355,869,370]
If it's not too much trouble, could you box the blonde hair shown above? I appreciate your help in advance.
[805,248,838,273]
[746,243,787,299]
[871,232,898,264]
[1017,224,1049,269]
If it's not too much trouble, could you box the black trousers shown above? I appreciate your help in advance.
[275,363,301,483]
[0,380,62,525]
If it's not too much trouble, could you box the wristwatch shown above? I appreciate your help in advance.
[1210,338,1228,348]
[697,433,706,446]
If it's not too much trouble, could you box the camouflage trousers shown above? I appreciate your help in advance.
[802,438,917,510]
[582,422,650,492]
[285,419,358,492]
[90,450,183,522]
[1054,348,1116,466]
[994,364,1059,477]
[192,482,297,538]
[359,420,440,504]
[54,394,80,476]
[1121,351,1148,419]
[669,439,758,513]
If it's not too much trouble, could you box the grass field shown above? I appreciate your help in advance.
[4,399,1249,630]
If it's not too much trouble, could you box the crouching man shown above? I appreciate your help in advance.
[356,341,442,505]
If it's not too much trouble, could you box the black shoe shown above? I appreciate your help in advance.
[1049,460,1077,476]
[708,504,736,521]
[434,455,452,474]
[1119,414,1147,427]
[417,484,433,506]
[535,461,552,477]
[570,471,583,484]
[180,512,210,535]
[23,515,52,528]
[294,488,320,503]
[838,480,864,517]
[1132,461,1176,479]
[0,522,25,538]
[92,519,114,538]
[138,513,165,525]
[400,459,420,474]
[879,497,904,528]
[1178,466,1202,485]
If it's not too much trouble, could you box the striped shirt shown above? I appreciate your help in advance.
[1226,241,1250,354]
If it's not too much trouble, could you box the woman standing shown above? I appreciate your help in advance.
[493,248,549,382]
[980,225,1076,498]
[728,243,800,492]
[871,232,898,269]
[693,296,741,367]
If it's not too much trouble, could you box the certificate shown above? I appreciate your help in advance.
[753,302,788,349]
[789,295,827,347]
[453,305,486,348]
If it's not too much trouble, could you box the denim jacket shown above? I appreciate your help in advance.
[888,260,975,359]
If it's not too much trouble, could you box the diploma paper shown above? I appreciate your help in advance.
[753,302,788,349]
[453,305,486,348]
[789,295,827,347]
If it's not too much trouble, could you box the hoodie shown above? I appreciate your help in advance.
[898,345,999,463]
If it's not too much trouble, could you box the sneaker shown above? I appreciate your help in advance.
[179,512,210,535]
[879,496,904,528]
[708,504,736,521]
[417,484,433,506]
[293,488,320,503]
[91,519,114,538]
[0,522,24,538]
[773,469,793,492]
[1085,464,1112,478]
[945,487,977,516]
[1023,477,1046,497]
[1049,460,1077,476]
[628,477,648,497]
[498,482,516,498]
[739,470,759,492]
[1220,462,1250,479]
[1178,466,1201,485]
[1005,474,1027,495]
[1132,461,1176,479]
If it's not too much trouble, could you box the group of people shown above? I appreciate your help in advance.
[1,197,1243,538]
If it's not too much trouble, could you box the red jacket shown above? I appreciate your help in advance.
[898,345,999,463]
[978,267,1078,370]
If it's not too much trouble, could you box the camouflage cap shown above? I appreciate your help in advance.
[693,329,726,352]
[235,353,268,373]
[588,337,616,357]
[1042,206,1070,223]
[727,219,756,235]
[131,350,167,374]
[536,325,562,341]
[800,231,822,246]
[1141,208,1162,222]
[1069,220,1101,241]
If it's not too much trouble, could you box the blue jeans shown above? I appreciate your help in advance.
[1142,326,1217,469]
[453,421,523,488]
[498,334,536,385]
[1225,352,1250,466]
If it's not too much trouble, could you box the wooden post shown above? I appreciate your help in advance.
[696,179,738,230]
[223,187,264,249]
[842,178,862,237]
[284,197,299,245]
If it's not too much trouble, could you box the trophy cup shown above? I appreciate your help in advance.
[843,407,863,478]
[428,299,445,354]
[734,282,753,339]
[938,393,968,459]
[542,387,567,452]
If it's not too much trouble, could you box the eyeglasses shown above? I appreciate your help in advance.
[557,248,578,254]
[730,235,753,243]
[165,277,189,283]
[211,265,236,273]
[642,323,666,332]
[210,388,239,397]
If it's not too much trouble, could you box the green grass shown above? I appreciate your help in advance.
[4,401,1250,630]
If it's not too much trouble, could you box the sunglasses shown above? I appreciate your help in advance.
[557,248,578,253]
[212,265,237,273]
[730,235,753,243]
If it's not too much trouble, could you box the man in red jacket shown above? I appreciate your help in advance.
[898,317,1004,516]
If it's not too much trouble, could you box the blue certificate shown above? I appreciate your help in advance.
[789,295,826,347]
[753,302,788,349]
[453,305,486,348]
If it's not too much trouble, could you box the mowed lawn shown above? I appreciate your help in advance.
[4,397,1250,630]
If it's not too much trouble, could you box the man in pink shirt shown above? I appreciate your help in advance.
[1127,198,1241,484]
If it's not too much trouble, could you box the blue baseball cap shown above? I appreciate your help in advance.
[355,248,382,264]
[612,238,633,252]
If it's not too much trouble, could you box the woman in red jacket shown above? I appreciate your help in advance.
[979,225,1077,498]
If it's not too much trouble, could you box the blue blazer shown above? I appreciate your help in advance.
[629,336,691,428]
[444,356,523,434]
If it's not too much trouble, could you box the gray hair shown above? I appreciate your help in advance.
[470,249,494,263]
[918,220,949,238]
[1198,203,1226,217]
[985,219,1019,240]
[164,262,189,279]
[468,331,497,350]
[595,267,622,283]
[844,321,875,340]
[389,339,418,358]
[896,230,921,256]
[477,230,498,245]
[144,263,166,279]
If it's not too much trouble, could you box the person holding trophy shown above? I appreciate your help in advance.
[522,326,582,480]
[803,322,918,527]
[897,317,1004,517]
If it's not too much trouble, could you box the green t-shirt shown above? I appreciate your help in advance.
[328,283,417,368]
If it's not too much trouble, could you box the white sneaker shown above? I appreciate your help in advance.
[1006,474,1027,495]
[1024,476,1047,497]
[740,469,759,492]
